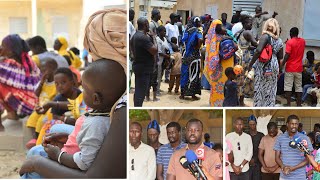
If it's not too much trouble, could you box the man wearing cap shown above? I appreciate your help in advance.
[226,117,253,180]
[231,6,242,24]
[147,119,163,155]
[150,9,161,35]
[156,122,186,180]
[204,133,215,149]
[248,115,264,180]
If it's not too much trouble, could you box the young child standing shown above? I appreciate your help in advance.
[26,59,58,148]
[168,43,182,94]
[223,67,239,106]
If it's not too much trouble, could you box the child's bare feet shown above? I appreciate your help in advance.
[192,95,200,100]
[153,97,160,102]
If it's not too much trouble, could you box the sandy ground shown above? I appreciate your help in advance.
[0,151,25,179]
[129,74,309,107]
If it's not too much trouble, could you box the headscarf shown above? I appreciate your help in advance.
[204,20,223,82]
[147,119,160,133]
[2,34,35,77]
[56,36,82,69]
[182,16,201,57]
[83,8,126,75]
[262,18,280,39]
[83,8,127,121]
[248,115,257,123]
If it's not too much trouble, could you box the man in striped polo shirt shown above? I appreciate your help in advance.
[156,122,186,180]
[274,114,313,180]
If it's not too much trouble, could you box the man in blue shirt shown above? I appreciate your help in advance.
[156,122,186,180]
[204,133,215,149]
[274,114,313,180]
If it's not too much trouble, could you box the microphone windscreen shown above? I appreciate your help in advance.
[186,150,198,164]
[293,134,302,143]
[289,141,297,149]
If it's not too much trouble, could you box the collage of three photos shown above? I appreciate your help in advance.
[0,0,320,179]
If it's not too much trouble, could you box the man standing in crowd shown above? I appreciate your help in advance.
[167,119,222,180]
[226,117,253,180]
[248,115,264,180]
[274,115,313,180]
[150,9,161,35]
[231,6,242,24]
[147,120,163,155]
[204,133,215,149]
[129,8,135,90]
[298,123,306,135]
[156,122,186,180]
[221,13,233,30]
[281,27,306,107]
[129,122,156,180]
[131,17,158,107]
[165,13,179,45]
[258,122,281,180]
[252,5,278,40]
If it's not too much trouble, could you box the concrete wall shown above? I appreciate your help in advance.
[0,1,32,40]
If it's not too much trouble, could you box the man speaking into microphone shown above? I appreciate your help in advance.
[274,114,313,180]
[166,119,222,180]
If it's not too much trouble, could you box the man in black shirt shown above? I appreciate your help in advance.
[248,115,264,180]
[231,6,242,24]
[131,17,158,107]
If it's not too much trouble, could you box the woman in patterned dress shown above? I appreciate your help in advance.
[204,20,234,106]
[248,18,283,106]
[180,16,203,100]
[0,34,41,131]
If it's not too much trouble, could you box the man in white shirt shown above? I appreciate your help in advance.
[165,13,179,45]
[129,122,156,180]
[226,117,253,180]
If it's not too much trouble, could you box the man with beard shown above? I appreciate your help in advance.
[166,119,222,180]
[274,115,313,180]
[147,120,163,155]
[129,122,156,180]
[226,117,253,180]
[156,122,186,180]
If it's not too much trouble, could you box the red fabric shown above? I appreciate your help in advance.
[69,66,81,83]
[61,115,84,154]
[285,37,306,72]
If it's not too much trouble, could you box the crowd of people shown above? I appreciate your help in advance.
[130,5,317,107]
[226,115,320,180]
[129,119,223,180]
[0,8,127,178]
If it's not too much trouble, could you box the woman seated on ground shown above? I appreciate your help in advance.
[0,34,41,131]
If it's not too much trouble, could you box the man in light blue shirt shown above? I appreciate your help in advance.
[274,114,313,180]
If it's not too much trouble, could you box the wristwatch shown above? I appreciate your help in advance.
[240,164,244,168]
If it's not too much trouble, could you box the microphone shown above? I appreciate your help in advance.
[186,150,208,180]
[196,148,205,166]
[179,156,197,177]
[289,135,311,155]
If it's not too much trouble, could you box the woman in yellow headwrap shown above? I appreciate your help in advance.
[53,36,82,69]
[204,20,234,106]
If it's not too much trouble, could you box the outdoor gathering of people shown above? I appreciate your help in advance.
[129,5,318,107]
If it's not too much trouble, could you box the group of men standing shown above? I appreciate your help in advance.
[226,115,314,180]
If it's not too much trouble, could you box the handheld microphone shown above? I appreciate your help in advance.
[179,156,197,177]
[196,148,205,166]
[289,135,311,155]
[186,150,208,180]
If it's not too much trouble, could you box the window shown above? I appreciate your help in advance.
[303,0,320,46]
[9,17,28,34]
[232,0,262,14]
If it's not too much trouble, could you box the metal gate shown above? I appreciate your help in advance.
[233,0,263,14]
